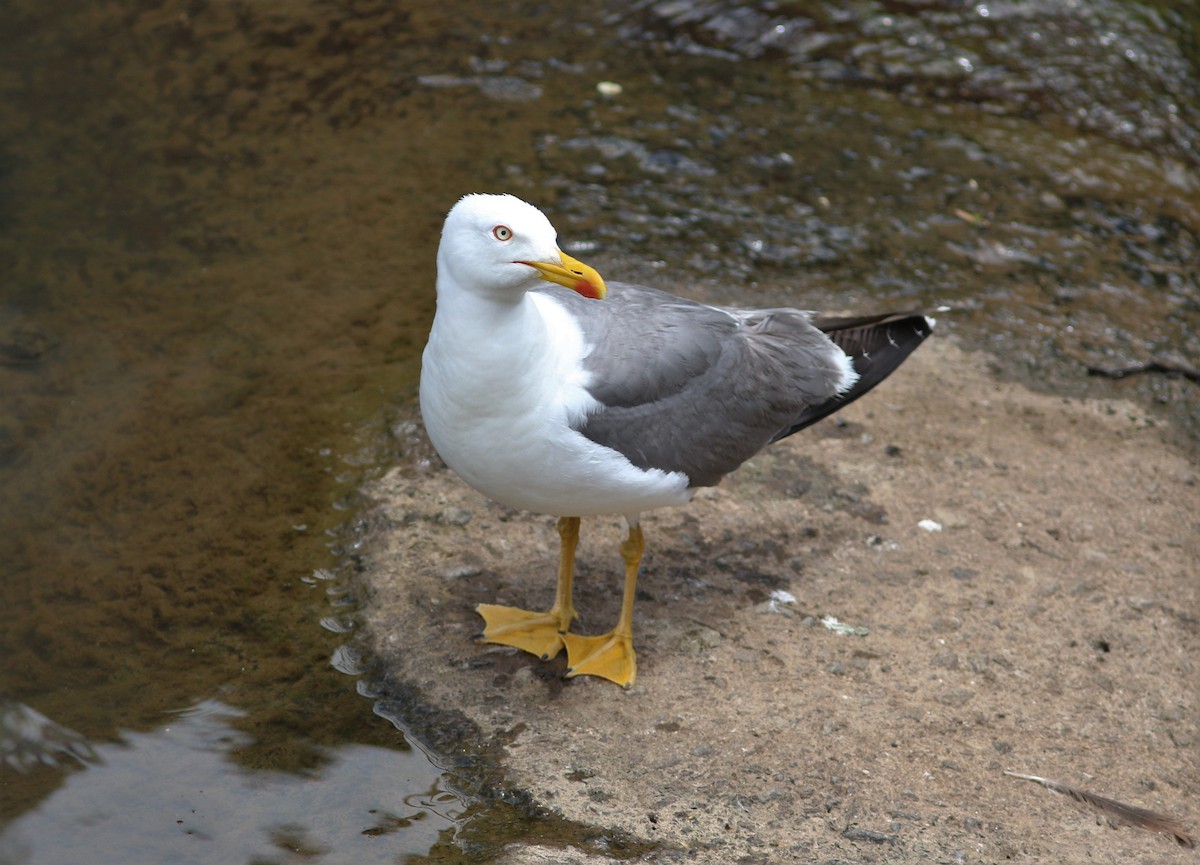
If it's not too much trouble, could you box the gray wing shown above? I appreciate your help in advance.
[540,282,850,487]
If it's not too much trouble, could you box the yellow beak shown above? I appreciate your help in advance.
[520,250,607,300]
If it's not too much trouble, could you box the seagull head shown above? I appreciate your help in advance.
[438,194,607,301]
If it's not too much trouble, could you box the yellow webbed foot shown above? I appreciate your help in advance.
[563,631,637,688]
[476,604,568,661]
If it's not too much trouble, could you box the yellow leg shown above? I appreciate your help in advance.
[476,516,579,661]
[563,523,643,688]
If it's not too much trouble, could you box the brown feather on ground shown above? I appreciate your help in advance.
[1004,770,1196,848]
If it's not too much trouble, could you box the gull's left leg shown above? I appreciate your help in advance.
[476,516,579,661]
[563,520,643,688]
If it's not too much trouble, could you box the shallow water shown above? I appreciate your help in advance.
[1,0,1196,862]
[1,701,461,864]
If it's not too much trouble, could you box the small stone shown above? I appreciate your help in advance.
[1160,705,1185,722]
[933,509,969,529]
[937,688,974,707]
[842,827,894,844]
[753,600,795,617]
[1035,580,1062,598]
[931,616,962,633]
[669,624,722,653]
[931,651,959,669]
[435,507,472,526]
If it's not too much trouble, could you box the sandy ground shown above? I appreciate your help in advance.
[359,338,1198,864]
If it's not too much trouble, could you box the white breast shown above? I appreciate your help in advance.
[420,290,692,519]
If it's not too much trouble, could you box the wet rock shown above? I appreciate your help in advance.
[362,336,1200,865]
[494,845,616,864]
[0,324,57,365]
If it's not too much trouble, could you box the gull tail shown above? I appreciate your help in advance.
[771,311,934,443]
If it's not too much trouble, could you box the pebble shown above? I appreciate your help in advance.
[435,507,472,526]
[753,599,795,617]
[936,688,974,707]
[669,625,723,653]
[842,827,894,844]
[933,509,970,529]
[930,651,959,669]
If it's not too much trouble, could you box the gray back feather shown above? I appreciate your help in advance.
[539,283,850,487]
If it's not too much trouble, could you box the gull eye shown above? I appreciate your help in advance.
[492,225,512,241]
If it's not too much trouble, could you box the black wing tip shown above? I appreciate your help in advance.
[772,310,935,442]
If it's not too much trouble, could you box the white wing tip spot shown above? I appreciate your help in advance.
[834,349,859,396]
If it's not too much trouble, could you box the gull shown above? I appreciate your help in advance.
[420,193,932,687]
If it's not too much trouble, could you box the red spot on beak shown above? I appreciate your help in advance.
[573,279,602,299]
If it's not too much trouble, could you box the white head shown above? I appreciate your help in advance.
[436,194,606,302]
